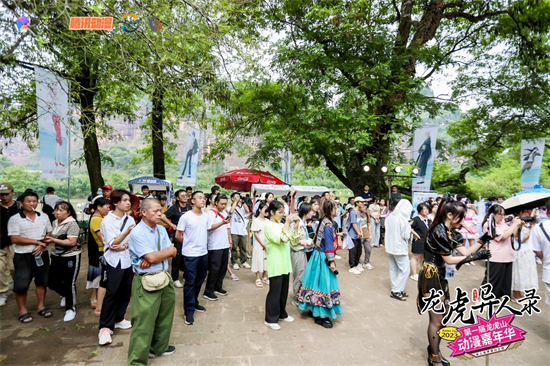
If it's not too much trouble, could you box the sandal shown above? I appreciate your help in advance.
[38,308,53,318]
[401,291,409,298]
[18,313,33,323]
[90,300,98,309]
[390,292,407,301]
[255,279,263,287]
[262,277,270,285]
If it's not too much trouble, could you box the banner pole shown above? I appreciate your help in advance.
[67,125,71,203]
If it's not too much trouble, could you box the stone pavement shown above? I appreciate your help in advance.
[1,246,549,366]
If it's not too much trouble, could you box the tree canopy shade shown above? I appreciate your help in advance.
[208,0,550,195]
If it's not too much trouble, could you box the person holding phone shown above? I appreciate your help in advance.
[228,192,250,270]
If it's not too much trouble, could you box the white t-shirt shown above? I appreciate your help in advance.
[8,212,52,254]
[228,205,247,236]
[177,210,208,257]
[43,194,61,209]
[251,217,267,246]
[207,210,230,250]
[531,221,550,283]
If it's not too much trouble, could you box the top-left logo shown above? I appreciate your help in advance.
[16,16,30,31]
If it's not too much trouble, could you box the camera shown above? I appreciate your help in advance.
[504,216,535,223]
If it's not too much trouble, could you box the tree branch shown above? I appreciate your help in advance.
[443,10,509,22]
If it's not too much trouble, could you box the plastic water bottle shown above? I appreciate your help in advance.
[34,248,44,267]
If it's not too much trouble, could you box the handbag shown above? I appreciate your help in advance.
[342,234,354,250]
[141,230,171,292]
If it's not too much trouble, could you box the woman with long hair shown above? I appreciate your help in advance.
[86,197,110,315]
[418,198,491,366]
[263,201,298,330]
[481,204,523,299]
[251,202,269,287]
[297,200,341,328]
[369,197,381,247]
[97,189,137,346]
[379,198,388,246]
[291,203,314,305]
[43,201,81,322]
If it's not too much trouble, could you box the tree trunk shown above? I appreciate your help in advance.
[151,86,165,180]
[77,72,104,195]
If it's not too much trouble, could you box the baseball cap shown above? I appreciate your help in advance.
[0,183,14,194]
[101,184,113,190]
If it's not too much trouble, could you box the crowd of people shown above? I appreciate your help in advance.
[1,181,549,366]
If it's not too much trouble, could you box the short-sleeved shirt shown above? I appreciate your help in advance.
[229,205,247,236]
[8,212,52,254]
[177,210,208,257]
[484,221,515,263]
[90,216,105,252]
[129,221,172,275]
[207,210,230,250]
[43,194,61,209]
[0,201,19,248]
[164,203,191,226]
[100,212,135,269]
[347,209,361,239]
[251,218,266,246]
[530,221,550,283]
[264,221,292,277]
[51,217,81,257]
[360,191,374,206]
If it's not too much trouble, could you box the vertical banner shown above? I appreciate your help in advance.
[177,127,201,187]
[281,149,292,185]
[412,127,438,192]
[35,67,69,178]
[520,138,546,190]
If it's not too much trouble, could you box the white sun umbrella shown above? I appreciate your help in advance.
[501,192,550,215]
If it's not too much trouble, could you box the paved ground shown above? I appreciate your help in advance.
[1,246,549,366]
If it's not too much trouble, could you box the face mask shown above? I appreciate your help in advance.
[97,190,102,196]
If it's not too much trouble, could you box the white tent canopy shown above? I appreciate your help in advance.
[251,184,291,196]
[290,186,330,197]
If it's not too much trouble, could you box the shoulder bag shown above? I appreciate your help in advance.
[141,229,171,291]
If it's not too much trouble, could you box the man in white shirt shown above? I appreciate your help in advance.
[228,192,250,270]
[8,191,52,323]
[176,191,209,325]
[42,187,61,210]
[203,194,231,301]
[531,199,550,305]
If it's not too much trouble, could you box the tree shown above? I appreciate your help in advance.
[208,0,547,196]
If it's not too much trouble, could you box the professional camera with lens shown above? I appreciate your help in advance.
[504,216,535,223]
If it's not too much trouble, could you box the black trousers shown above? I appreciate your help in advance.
[482,261,513,299]
[48,254,81,311]
[205,248,229,295]
[171,237,183,281]
[99,261,132,330]
[265,274,289,323]
[348,238,363,268]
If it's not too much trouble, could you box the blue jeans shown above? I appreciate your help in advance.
[370,218,380,246]
[182,254,208,315]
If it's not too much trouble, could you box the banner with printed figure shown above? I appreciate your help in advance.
[412,127,438,192]
[35,67,69,178]
[177,127,201,187]
[281,149,292,185]
[520,138,545,190]
[411,191,440,218]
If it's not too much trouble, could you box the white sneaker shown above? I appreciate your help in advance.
[242,262,251,269]
[410,274,419,281]
[280,315,294,323]
[348,267,361,275]
[0,294,7,307]
[357,265,365,272]
[364,263,374,270]
[63,309,76,322]
[98,328,113,345]
[173,280,184,288]
[264,321,281,330]
[232,263,240,270]
[334,255,342,260]
[114,319,132,329]
[60,297,66,307]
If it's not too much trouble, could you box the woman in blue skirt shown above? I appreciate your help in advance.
[297,199,341,328]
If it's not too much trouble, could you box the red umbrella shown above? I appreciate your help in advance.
[214,169,285,191]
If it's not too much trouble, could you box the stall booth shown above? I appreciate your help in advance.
[290,186,330,212]
[251,183,292,206]
[127,176,173,202]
